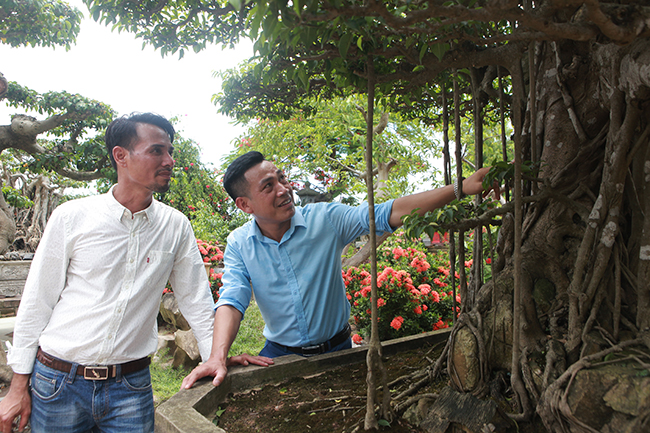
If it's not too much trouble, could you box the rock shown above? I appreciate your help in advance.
[567,363,650,431]
[451,326,480,392]
[159,292,190,331]
[419,387,512,433]
[479,271,514,370]
[603,377,650,416]
[172,329,201,370]
[402,395,436,426]
[154,333,176,364]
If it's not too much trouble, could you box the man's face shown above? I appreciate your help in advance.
[237,160,295,228]
[121,123,174,193]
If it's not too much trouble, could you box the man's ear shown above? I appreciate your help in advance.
[113,146,128,168]
[235,196,254,215]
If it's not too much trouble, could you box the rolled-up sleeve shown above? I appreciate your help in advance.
[214,235,253,319]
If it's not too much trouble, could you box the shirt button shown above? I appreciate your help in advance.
[130,258,134,263]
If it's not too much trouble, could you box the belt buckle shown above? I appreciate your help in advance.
[301,344,325,356]
[84,366,109,380]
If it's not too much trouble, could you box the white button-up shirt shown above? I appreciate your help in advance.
[8,188,215,374]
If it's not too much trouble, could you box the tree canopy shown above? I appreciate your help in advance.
[0,0,82,49]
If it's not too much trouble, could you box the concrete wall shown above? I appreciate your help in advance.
[154,329,451,433]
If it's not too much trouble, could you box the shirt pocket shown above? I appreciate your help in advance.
[143,250,174,287]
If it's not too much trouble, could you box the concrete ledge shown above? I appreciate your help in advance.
[155,329,451,433]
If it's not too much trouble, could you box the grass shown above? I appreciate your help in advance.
[229,299,266,357]
[150,351,191,403]
[151,300,266,404]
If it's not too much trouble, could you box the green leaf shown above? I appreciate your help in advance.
[356,35,363,51]
[431,43,450,61]
[378,419,391,427]
[419,43,428,62]
[339,33,352,58]
[228,0,242,10]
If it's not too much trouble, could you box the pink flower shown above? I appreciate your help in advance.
[352,334,363,344]
[390,316,404,330]
[418,284,431,295]
[431,291,440,303]
[377,298,386,308]
[392,247,406,260]
[486,258,492,264]
[433,278,447,288]
[414,306,423,315]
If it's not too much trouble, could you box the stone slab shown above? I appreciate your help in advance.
[154,329,451,433]
[0,261,31,298]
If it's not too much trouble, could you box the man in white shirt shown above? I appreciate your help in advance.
[0,113,271,433]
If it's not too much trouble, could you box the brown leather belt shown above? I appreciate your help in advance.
[36,348,151,381]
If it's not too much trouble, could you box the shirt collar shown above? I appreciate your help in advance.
[105,185,156,222]
[247,206,307,243]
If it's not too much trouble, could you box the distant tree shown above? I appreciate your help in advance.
[0,0,115,252]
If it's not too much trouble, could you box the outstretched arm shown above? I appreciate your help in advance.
[181,305,273,389]
[389,167,493,228]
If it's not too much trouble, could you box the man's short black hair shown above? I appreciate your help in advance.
[105,112,175,169]
[223,151,266,201]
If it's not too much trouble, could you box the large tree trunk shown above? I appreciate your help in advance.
[477,37,650,431]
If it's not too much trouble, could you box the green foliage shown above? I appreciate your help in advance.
[224,95,438,203]
[155,132,248,243]
[83,0,517,125]
[483,160,540,190]
[0,0,82,49]
[401,196,498,242]
[84,0,247,57]
[1,185,32,208]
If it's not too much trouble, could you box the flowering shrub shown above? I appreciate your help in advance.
[345,233,474,342]
[197,239,224,302]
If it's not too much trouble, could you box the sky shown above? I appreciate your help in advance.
[0,0,255,168]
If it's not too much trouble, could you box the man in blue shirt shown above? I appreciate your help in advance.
[182,151,491,389]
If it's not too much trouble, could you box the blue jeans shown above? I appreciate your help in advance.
[259,337,352,358]
[29,359,154,433]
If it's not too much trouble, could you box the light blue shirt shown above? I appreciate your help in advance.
[215,200,395,347]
